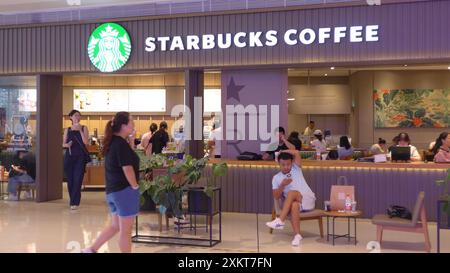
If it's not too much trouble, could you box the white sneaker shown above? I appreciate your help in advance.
[81,247,95,253]
[70,206,78,210]
[174,216,190,225]
[291,234,303,246]
[7,194,18,201]
[265,217,285,230]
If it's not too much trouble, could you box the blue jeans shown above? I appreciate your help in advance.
[7,174,35,194]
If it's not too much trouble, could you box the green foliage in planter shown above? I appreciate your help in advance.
[140,174,183,217]
[139,155,228,216]
[436,168,450,215]
[138,153,175,173]
[204,162,228,198]
[168,154,208,185]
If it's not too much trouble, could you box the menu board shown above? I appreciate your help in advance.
[74,89,166,112]
[128,89,166,112]
[204,89,221,112]
[74,89,128,112]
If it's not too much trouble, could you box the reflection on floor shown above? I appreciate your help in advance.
[0,190,449,253]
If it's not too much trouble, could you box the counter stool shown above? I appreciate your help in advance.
[17,183,36,201]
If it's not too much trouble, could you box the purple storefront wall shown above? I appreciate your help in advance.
[221,69,288,159]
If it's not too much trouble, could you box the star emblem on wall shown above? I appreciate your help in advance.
[227,77,245,102]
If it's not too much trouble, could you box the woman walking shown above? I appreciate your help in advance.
[63,110,89,210]
[83,112,140,253]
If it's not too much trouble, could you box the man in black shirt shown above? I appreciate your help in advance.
[7,150,36,201]
[262,127,296,160]
[151,121,170,154]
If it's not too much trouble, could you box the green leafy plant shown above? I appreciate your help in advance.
[140,174,183,217]
[139,155,228,216]
[435,168,450,215]
[168,154,208,185]
[204,162,228,197]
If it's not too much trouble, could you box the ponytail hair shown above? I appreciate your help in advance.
[102,111,130,156]
[432,132,449,155]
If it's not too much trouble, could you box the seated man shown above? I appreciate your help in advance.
[7,150,36,201]
[266,150,316,246]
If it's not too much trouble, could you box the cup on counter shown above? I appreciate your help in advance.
[321,153,328,161]
[324,200,331,211]
[275,152,280,162]
[351,201,357,212]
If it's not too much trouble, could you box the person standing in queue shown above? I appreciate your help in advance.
[83,112,140,253]
[63,110,89,210]
[140,123,158,156]
[151,121,170,154]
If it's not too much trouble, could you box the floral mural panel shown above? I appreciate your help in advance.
[374,89,450,128]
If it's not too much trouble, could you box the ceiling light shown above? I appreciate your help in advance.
[330,67,335,70]
[288,98,296,101]
[324,74,328,76]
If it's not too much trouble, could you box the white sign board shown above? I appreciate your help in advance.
[74,89,166,112]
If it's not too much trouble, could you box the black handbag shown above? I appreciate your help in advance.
[386,205,412,219]
[237,151,262,161]
[71,127,92,165]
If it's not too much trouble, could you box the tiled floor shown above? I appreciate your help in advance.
[0,190,449,253]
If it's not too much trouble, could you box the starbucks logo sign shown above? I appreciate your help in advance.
[88,23,131,72]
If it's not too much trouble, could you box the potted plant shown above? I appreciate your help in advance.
[435,168,450,228]
[140,174,184,217]
[138,154,174,212]
[140,154,194,217]
[139,155,228,218]
[187,162,228,214]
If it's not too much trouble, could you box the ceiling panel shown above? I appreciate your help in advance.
[0,0,200,14]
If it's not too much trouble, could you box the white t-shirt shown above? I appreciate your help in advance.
[272,163,316,211]
[310,139,327,153]
[209,127,222,156]
[140,131,153,156]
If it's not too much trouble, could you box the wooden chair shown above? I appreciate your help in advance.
[371,191,431,252]
[269,198,324,238]
[17,183,36,201]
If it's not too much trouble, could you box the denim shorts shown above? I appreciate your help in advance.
[106,186,140,217]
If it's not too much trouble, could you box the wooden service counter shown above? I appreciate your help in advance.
[82,164,105,188]
[207,159,450,221]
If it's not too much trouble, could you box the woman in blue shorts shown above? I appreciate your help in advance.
[83,111,139,253]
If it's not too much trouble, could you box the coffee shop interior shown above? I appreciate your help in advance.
[2,65,450,155]
[1,64,450,253]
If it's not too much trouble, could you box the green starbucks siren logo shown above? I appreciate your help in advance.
[88,23,131,72]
